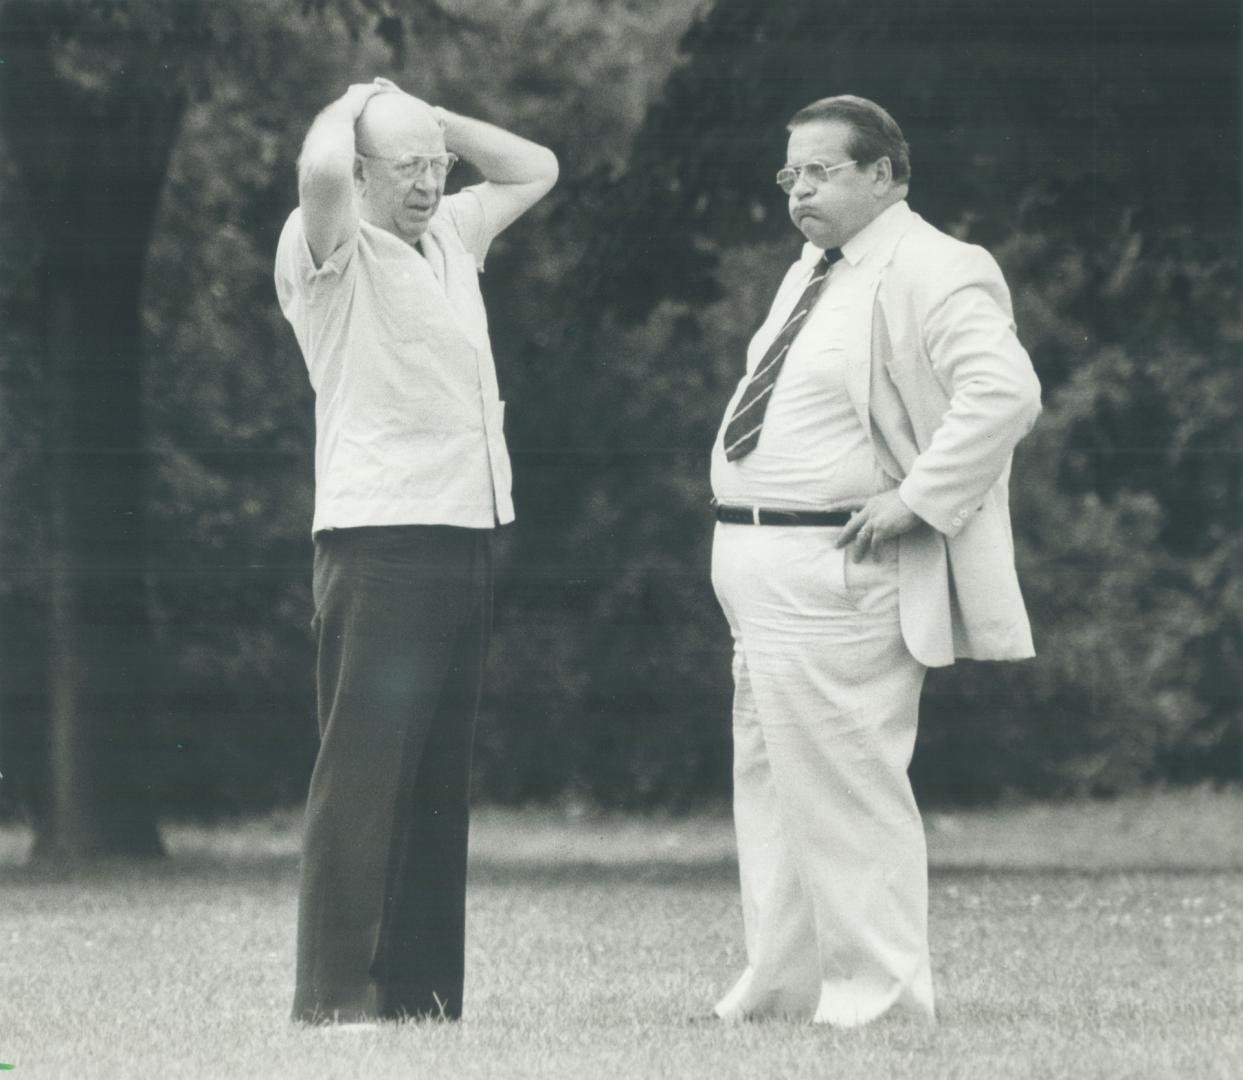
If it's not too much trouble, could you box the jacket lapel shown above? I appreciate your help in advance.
[844,272,882,432]
[843,209,918,433]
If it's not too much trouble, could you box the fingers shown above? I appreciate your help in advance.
[835,511,863,549]
[345,81,389,117]
[346,79,400,106]
[838,508,883,561]
[852,520,877,561]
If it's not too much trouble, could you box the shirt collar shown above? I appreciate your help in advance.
[799,199,912,268]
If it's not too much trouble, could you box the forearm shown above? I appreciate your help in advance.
[298,100,357,189]
[898,375,1040,535]
[299,82,391,194]
[898,336,1041,535]
[296,81,395,265]
[892,252,1041,536]
[438,108,558,186]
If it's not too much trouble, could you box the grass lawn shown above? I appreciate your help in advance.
[2,788,1241,1078]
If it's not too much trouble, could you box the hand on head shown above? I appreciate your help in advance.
[342,77,409,124]
[355,83,442,154]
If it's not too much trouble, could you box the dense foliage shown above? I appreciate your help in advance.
[539,0,1241,803]
[0,0,1237,827]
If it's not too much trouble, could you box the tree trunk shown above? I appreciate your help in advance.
[0,1,189,860]
[38,277,165,861]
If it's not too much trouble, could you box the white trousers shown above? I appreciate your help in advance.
[710,522,934,1026]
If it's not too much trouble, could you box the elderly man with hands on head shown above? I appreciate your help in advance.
[274,77,557,1027]
[707,95,1041,1027]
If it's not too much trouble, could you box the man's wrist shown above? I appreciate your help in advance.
[895,489,921,524]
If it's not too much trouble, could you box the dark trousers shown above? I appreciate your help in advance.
[292,525,492,1023]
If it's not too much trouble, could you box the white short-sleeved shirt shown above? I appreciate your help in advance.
[710,203,910,510]
[275,187,512,534]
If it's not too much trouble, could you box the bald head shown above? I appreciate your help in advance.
[352,90,450,244]
[356,92,444,158]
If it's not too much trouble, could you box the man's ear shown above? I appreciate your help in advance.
[872,156,893,189]
[353,155,366,189]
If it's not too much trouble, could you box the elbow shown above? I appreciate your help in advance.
[995,367,1042,438]
[974,364,1042,440]
[534,145,560,191]
[1020,366,1043,431]
[991,341,1042,434]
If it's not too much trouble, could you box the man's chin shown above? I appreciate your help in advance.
[396,212,433,241]
[795,218,839,250]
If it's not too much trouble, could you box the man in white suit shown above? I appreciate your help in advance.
[708,95,1041,1026]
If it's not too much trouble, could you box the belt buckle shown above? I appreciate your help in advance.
[752,506,761,526]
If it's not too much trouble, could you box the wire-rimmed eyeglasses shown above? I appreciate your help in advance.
[357,150,458,181]
[776,158,857,194]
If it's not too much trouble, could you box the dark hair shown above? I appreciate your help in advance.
[787,95,911,185]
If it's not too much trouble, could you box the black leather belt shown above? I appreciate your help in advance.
[713,503,853,527]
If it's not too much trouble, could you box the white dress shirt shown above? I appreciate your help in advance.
[275,186,512,534]
[710,202,913,511]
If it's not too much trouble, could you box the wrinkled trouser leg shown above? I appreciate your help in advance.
[711,523,933,1027]
[292,525,491,1024]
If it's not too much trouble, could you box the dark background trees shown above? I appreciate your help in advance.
[0,0,1238,855]
[0,0,218,858]
[510,0,1241,805]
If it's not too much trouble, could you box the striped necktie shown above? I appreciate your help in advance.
[721,247,842,461]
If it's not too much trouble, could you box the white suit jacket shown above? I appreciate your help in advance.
[835,202,1041,667]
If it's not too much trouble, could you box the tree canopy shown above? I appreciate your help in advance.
[0,0,1237,849]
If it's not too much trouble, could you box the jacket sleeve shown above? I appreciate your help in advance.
[897,245,1042,537]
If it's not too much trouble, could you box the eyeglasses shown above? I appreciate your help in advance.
[775,159,857,194]
[357,150,458,181]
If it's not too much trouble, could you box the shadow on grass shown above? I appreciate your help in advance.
[5,852,1239,889]
[0,852,740,888]
[474,859,1243,883]
[0,851,300,887]
[931,863,1243,878]
[469,857,741,887]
